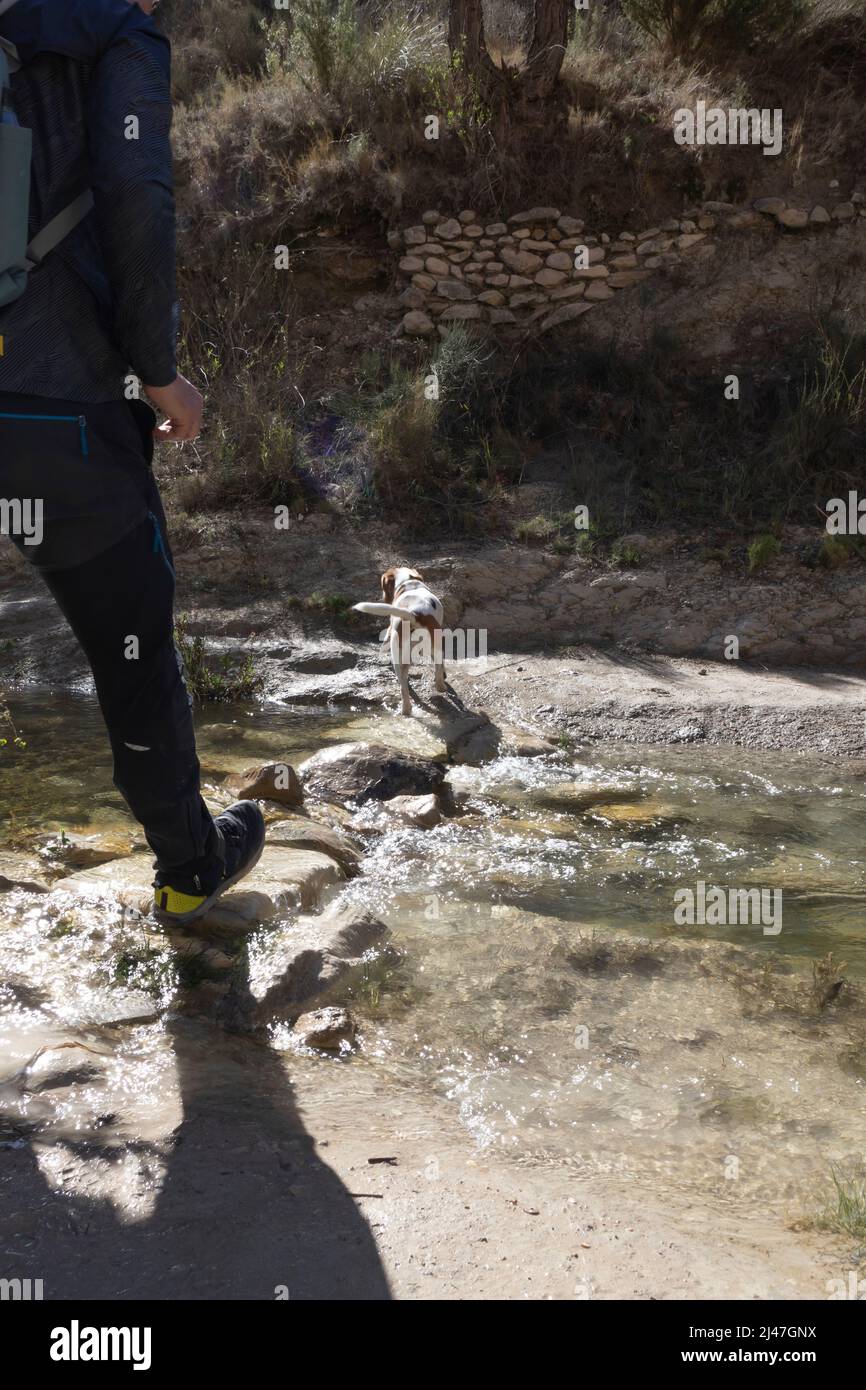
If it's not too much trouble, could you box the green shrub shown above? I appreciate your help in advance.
[747,534,781,572]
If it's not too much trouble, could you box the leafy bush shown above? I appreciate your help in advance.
[622,0,807,56]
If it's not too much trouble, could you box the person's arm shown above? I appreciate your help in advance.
[86,9,202,438]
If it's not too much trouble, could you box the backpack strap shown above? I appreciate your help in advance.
[0,26,93,269]
[24,187,94,267]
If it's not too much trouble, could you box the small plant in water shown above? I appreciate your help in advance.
[0,691,26,749]
[174,615,263,703]
[814,1164,866,1242]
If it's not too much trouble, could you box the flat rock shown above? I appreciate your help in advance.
[508,207,560,225]
[49,844,343,928]
[267,818,362,876]
[0,850,50,894]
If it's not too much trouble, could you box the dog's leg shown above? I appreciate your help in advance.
[390,620,412,716]
[433,621,447,692]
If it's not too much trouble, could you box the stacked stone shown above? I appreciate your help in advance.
[394,205,706,338]
[393,192,865,337]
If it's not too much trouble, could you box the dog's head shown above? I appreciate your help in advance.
[380,566,422,602]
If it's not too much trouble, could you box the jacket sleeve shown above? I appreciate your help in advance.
[85,16,178,387]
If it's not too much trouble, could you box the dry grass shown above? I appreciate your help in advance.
[159,0,866,533]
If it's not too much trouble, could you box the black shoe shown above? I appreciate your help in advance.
[153,800,266,925]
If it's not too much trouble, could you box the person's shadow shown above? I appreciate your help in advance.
[0,965,392,1300]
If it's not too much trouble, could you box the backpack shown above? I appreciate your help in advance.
[0,0,93,310]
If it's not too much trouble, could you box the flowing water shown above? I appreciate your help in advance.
[1,690,864,1227]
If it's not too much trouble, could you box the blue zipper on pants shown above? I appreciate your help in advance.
[0,411,89,456]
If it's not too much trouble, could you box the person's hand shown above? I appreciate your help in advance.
[145,373,204,442]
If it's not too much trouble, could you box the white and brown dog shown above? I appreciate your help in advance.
[353,566,446,716]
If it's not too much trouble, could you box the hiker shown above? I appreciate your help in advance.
[0,0,265,923]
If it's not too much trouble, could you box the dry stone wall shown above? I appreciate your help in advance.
[391,194,866,338]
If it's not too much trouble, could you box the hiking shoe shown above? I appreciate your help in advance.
[153,800,266,925]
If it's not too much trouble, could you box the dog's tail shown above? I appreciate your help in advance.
[352,602,416,621]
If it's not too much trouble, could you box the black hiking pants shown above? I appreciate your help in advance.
[0,390,219,880]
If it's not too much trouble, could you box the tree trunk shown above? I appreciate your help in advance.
[522,0,570,100]
[447,0,569,134]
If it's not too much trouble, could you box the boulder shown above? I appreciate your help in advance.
[298,741,448,806]
[230,762,303,808]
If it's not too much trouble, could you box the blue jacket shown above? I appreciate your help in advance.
[0,0,177,402]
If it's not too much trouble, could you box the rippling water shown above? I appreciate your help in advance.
[2,689,864,1218]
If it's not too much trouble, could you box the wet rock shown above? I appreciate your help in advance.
[525,784,643,815]
[36,828,135,872]
[49,844,344,928]
[587,800,683,828]
[0,851,49,894]
[298,741,448,806]
[85,989,162,1028]
[267,817,362,876]
[249,901,391,1020]
[203,847,344,925]
[446,714,557,766]
[293,1006,356,1051]
[229,762,303,808]
[383,793,443,828]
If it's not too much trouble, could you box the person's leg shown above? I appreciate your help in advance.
[41,481,221,878]
[1,392,263,919]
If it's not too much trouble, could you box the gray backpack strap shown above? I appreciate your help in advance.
[24,188,94,267]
